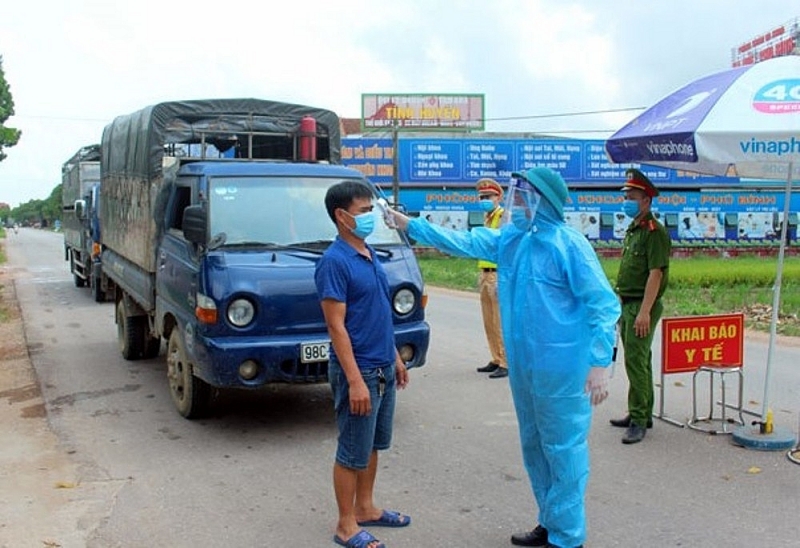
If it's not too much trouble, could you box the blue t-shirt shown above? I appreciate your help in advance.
[315,237,395,369]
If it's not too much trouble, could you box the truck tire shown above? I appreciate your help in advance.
[167,329,211,419]
[117,300,145,360]
[143,334,161,359]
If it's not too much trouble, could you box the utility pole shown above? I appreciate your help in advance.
[391,120,399,205]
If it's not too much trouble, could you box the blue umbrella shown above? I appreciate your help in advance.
[606,55,800,423]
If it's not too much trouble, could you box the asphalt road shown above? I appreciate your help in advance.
[2,228,800,547]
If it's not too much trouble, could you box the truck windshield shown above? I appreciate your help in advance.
[208,177,404,248]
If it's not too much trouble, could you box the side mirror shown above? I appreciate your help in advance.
[182,205,207,245]
[74,199,87,219]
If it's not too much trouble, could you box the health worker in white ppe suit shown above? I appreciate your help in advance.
[387,167,620,548]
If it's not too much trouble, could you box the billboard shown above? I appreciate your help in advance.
[387,188,800,243]
[361,94,485,131]
[341,136,741,187]
[731,17,800,66]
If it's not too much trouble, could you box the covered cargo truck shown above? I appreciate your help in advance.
[100,98,429,418]
[62,144,106,301]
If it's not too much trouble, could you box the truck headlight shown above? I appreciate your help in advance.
[227,298,255,327]
[393,288,415,316]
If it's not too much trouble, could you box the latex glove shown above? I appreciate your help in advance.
[386,207,410,230]
[375,198,397,229]
[585,366,609,406]
[386,207,408,230]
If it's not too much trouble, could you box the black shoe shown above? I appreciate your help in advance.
[511,525,548,546]
[609,415,653,428]
[622,423,647,444]
[489,367,508,378]
[477,362,500,373]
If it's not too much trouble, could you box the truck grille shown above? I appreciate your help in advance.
[279,360,328,383]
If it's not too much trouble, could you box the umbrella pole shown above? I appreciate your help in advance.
[762,162,794,422]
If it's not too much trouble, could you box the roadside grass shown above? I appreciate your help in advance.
[417,252,800,337]
[0,236,8,323]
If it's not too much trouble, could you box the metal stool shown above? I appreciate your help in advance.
[687,365,744,434]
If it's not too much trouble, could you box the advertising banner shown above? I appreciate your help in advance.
[361,94,485,131]
[342,137,742,187]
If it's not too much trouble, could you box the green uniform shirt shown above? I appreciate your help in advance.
[615,212,671,298]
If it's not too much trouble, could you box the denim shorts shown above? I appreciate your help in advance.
[329,358,396,470]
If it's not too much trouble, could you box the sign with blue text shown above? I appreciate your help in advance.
[342,137,742,187]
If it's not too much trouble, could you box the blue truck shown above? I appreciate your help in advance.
[61,145,107,302]
[99,98,429,418]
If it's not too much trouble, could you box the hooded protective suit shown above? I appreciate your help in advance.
[407,168,620,548]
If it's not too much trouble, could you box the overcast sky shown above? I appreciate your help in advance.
[0,0,796,208]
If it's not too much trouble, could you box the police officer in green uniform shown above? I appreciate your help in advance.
[610,168,671,444]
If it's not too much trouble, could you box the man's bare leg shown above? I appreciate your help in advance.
[333,459,381,547]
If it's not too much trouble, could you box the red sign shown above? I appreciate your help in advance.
[661,313,744,374]
[361,93,485,131]
[731,17,800,67]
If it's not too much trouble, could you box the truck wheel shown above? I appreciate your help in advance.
[117,301,145,360]
[143,334,161,359]
[167,330,211,419]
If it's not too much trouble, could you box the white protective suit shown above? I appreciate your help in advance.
[408,168,620,548]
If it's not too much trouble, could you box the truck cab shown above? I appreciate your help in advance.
[62,145,101,294]
[157,161,428,416]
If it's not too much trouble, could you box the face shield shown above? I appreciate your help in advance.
[503,175,541,231]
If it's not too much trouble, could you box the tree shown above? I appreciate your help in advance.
[9,185,62,228]
[41,184,62,225]
[0,55,22,162]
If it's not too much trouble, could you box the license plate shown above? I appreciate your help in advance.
[300,341,329,363]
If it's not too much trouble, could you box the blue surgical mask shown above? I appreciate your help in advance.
[343,210,375,239]
[507,186,540,232]
[622,200,640,218]
[511,207,532,231]
[479,199,495,212]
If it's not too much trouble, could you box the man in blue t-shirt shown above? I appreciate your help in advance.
[315,180,410,548]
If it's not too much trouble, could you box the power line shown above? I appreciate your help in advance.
[11,114,108,122]
[353,106,645,136]
[356,126,621,138]
[481,106,646,123]
[526,129,619,134]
